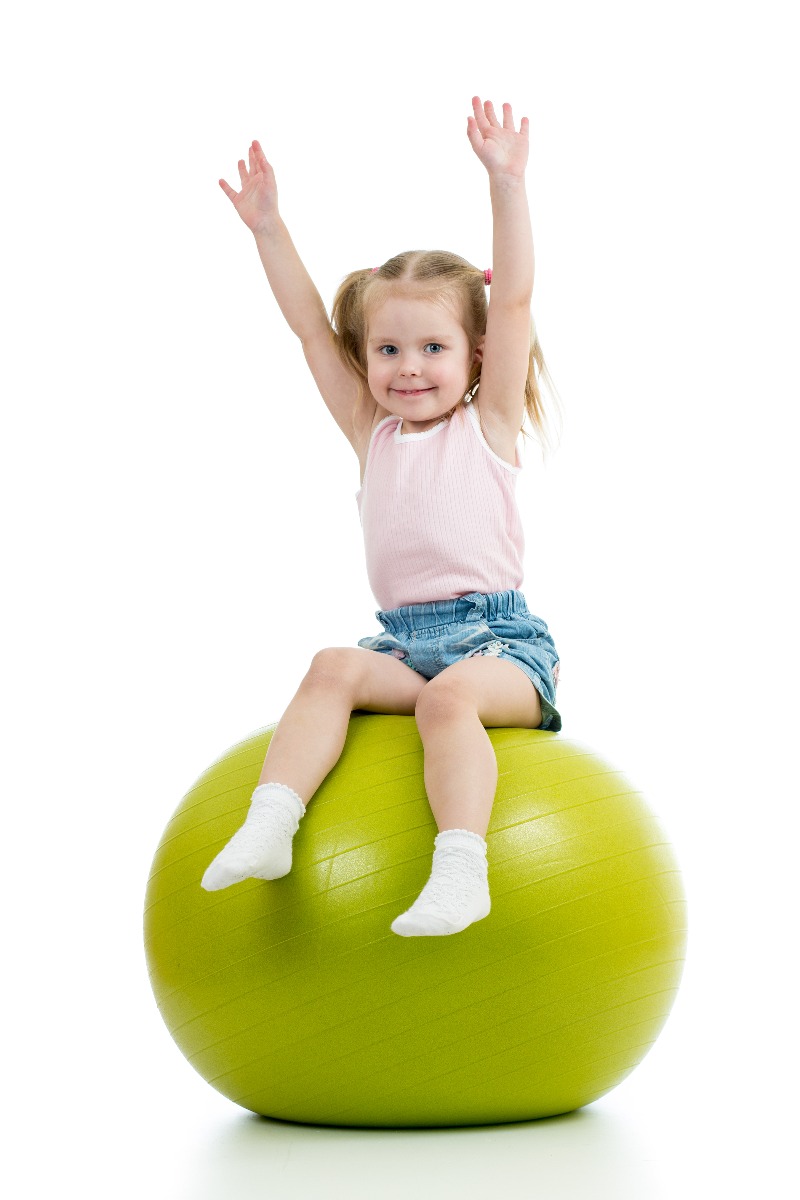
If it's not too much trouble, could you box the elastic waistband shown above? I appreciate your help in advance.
[376,589,531,635]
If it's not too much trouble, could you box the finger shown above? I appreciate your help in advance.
[237,157,248,184]
[252,141,275,184]
[472,95,491,133]
[502,102,515,131]
[483,99,502,129]
[520,116,530,137]
[466,115,483,152]
[219,178,238,201]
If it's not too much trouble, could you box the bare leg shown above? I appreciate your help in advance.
[202,647,426,891]
[391,655,542,936]
[257,667,357,802]
[414,654,543,834]
[420,707,498,837]
[258,646,427,801]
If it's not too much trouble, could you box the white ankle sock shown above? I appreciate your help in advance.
[201,782,306,890]
[391,828,491,937]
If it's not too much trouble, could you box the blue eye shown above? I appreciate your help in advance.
[378,345,399,356]
[425,343,444,354]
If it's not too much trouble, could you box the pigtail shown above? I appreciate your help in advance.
[523,320,563,455]
[330,268,373,404]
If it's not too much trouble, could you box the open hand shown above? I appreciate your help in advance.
[467,97,529,179]
[219,141,279,233]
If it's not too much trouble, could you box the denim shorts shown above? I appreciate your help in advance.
[357,589,561,731]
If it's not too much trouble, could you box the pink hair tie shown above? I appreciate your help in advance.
[371,266,379,274]
[484,268,492,285]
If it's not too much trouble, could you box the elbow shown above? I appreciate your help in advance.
[490,292,533,314]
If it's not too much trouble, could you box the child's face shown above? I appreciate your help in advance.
[366,295,480,434]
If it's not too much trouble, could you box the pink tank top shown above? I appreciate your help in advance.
[356,400,525,610]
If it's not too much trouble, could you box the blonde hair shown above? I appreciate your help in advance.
[330,249,561,450]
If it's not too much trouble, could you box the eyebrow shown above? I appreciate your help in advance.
[367,335,451,345]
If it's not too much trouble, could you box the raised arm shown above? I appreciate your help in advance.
[466,98,534,434]
[219,142,364,448]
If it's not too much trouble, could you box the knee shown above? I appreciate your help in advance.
[415,676,473,727]
[304,647,363,696]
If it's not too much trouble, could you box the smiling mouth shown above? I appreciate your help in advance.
[393,388,434,396]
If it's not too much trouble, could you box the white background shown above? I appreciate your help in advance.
[3,1,797,1196]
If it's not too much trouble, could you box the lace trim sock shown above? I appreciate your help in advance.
[391,828,491,937]
[201,782,306,890]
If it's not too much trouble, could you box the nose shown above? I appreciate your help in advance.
[398,353,421,377]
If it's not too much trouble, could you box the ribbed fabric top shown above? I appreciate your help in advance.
[356,400,525,610]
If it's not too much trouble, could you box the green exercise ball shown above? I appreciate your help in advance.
[144,715,686,1127]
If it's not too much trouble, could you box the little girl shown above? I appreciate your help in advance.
[202,97,561,938]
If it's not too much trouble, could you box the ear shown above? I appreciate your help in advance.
[472,337,485,364]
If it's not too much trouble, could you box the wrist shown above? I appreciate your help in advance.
[251,212,284,240]
[488,172,527,196]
